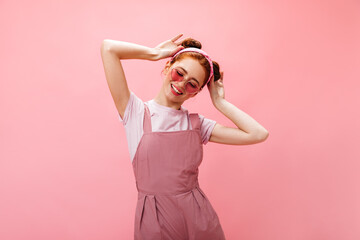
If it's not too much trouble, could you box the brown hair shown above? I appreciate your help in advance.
[162,37,221,90]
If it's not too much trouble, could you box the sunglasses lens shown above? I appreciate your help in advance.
[185,83,199,94]
[171,69,182,82]
[171,68,200,94]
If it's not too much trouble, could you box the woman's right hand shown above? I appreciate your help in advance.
[153,34,185,60]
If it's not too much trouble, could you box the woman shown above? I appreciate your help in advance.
[100,33,269,240]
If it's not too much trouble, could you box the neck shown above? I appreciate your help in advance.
[154,89,183,111]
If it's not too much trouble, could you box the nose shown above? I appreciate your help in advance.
[178,80,186,86]
[177,80,187,91]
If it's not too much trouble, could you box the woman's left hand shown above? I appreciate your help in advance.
[207,71,225,105]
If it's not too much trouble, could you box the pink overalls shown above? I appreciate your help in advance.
[132,102,226,240]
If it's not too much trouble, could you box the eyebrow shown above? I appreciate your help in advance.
[178,67,200,84]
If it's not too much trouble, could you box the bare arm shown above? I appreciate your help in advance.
[207,72,269,145]
[100,40,159,119]
[209,99,269,145]
[100,34,184,119]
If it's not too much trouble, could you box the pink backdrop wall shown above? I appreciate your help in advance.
[1,0,359,239]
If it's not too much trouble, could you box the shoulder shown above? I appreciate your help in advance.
[198,113,216,126]
[194,113,217,145]
[118,91,145,125]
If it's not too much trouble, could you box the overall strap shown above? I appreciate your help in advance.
[189,113,200,131]
[143,103,152,133]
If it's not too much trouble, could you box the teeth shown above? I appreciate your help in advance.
[171,84,182,94]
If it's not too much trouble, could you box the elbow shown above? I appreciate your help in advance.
[255,129,269,143]
[262,131,269,141]
[101,39,111,52]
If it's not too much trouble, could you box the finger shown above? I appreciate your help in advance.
[207,75,214,86]
[207,78,211,86]
[172,46,184,55]
[171,33,183,42]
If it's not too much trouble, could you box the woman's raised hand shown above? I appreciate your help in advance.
[153,34,185,60]
[208,71,225,105]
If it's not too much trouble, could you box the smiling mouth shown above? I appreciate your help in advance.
[171,83,183,95]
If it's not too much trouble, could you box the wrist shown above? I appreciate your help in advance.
[213,97,226,109]
[149,48,160,61]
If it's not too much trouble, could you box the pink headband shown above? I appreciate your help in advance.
[170,47,214,88]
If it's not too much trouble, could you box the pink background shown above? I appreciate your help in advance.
[1,0,359,239]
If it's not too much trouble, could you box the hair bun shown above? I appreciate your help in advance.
[181,37,202,49]
[212,61,221,81]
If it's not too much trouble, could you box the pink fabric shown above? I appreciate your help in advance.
[119,91,217,163]
[132,103,226,239]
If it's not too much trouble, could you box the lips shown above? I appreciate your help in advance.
[171,83,183,95]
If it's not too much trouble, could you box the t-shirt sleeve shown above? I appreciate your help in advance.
[198,114,217,145]
[118,91,145,163]
[118,91,144,126]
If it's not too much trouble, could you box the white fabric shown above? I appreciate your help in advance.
[119,91,217,162]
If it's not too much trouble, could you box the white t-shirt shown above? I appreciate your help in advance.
[119,91,217,162]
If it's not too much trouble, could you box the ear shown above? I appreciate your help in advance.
[163,61,171,75]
